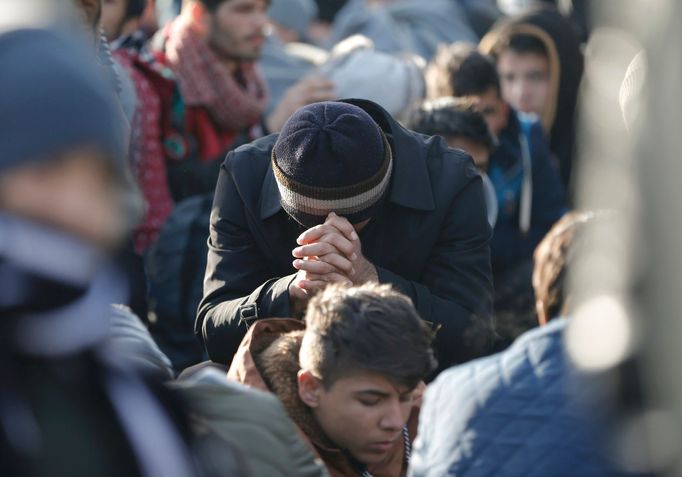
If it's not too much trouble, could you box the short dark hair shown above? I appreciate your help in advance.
[406,97,497,151]
[196,0,269,12]
[426,42,500,99]
[125,0,147,20]
[532,211,596,322]
[196,0,226,11]
[489,33,548,59]
[300,283,437,390]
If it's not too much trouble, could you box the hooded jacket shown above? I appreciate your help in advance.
[480,5,584,187]
[197,98,494,371]
[227,318,418,477]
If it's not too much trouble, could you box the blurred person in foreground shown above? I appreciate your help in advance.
[408,211,628,477]
[228,282,436,476]
[197,99,494,371]
[0,27,239,477]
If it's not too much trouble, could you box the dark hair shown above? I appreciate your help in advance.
[125,0,147,20]
[406,97,497,151]
[489,33,548,59]
[197,0,270,12]
[426,42,500,99]
[301,283,437,389]
[532,211,596,322]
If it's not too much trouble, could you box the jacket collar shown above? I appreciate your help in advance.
[260,98,435,220]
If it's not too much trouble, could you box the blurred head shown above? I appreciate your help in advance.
[100,0,147,41]
[188,0,269,64]
[491,34,550,118]
[533,211,596,325]
[267,0,317,43]
[73,0,102,28]
[72,0,103,43]
[407,96,496,172]
[298,283,436,465]
[0,28,130,251]
[325,36,425,121]
[426,42,509,135]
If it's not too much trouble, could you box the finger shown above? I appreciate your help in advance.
[320,252,354,275]
[297,223,338,245]
[292,241,336,259]
[296,279,328,294]
[317,232,356,259]
[294,233,355,260]
[293,244,354,274]
[299,273,352,289]
[293,258,345,276]
[325,212,359,241]
[304,271,353,285]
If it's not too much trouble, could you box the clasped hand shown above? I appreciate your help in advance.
[288,212,377,314]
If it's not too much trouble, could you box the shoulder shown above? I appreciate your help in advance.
[225,133,278,175]
[426,320,568,411]
[409,130,481,192]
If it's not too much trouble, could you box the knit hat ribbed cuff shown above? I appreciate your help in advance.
[272,132,393,226]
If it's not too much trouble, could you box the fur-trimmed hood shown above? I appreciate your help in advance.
[227,318,414,477]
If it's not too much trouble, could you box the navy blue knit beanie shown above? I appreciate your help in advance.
[0,28,125,176]
[272,101,393,227]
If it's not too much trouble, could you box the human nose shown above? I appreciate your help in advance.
[254,11,268,31]
[379,400,404,432]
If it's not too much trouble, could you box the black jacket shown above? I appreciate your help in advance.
[197,99,494,370]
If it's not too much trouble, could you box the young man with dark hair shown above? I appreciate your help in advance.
[406,96,498,226]
[425,42,566,286]
[407,96,496,173]
[480,6,584,188]
[154,0,335,162]
[228,282,437,477]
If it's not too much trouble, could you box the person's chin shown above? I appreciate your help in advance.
[354,442,395,464]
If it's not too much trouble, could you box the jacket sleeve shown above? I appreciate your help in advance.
[196,157,296,365]
[376,173,494,370]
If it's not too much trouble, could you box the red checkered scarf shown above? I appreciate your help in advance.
[163,18,267,132]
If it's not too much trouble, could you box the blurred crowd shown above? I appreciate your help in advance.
[0,0,652,476]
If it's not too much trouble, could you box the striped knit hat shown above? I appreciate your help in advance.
[272,102,393,227]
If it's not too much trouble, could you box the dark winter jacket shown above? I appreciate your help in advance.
[409,319,624,477]
[197,98,494,371]
[488,109,567,275]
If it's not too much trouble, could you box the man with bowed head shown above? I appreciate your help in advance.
[198,99,494,371]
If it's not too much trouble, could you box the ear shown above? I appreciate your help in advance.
[298,369,323,408]
[536,299,548,326]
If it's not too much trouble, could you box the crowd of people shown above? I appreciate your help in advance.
[1,0,643,475]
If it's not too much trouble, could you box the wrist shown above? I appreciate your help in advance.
[354,257,378,284]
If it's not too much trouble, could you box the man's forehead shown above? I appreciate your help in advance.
[331,369,414,395]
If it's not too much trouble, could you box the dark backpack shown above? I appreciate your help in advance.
[146,193,214,373]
